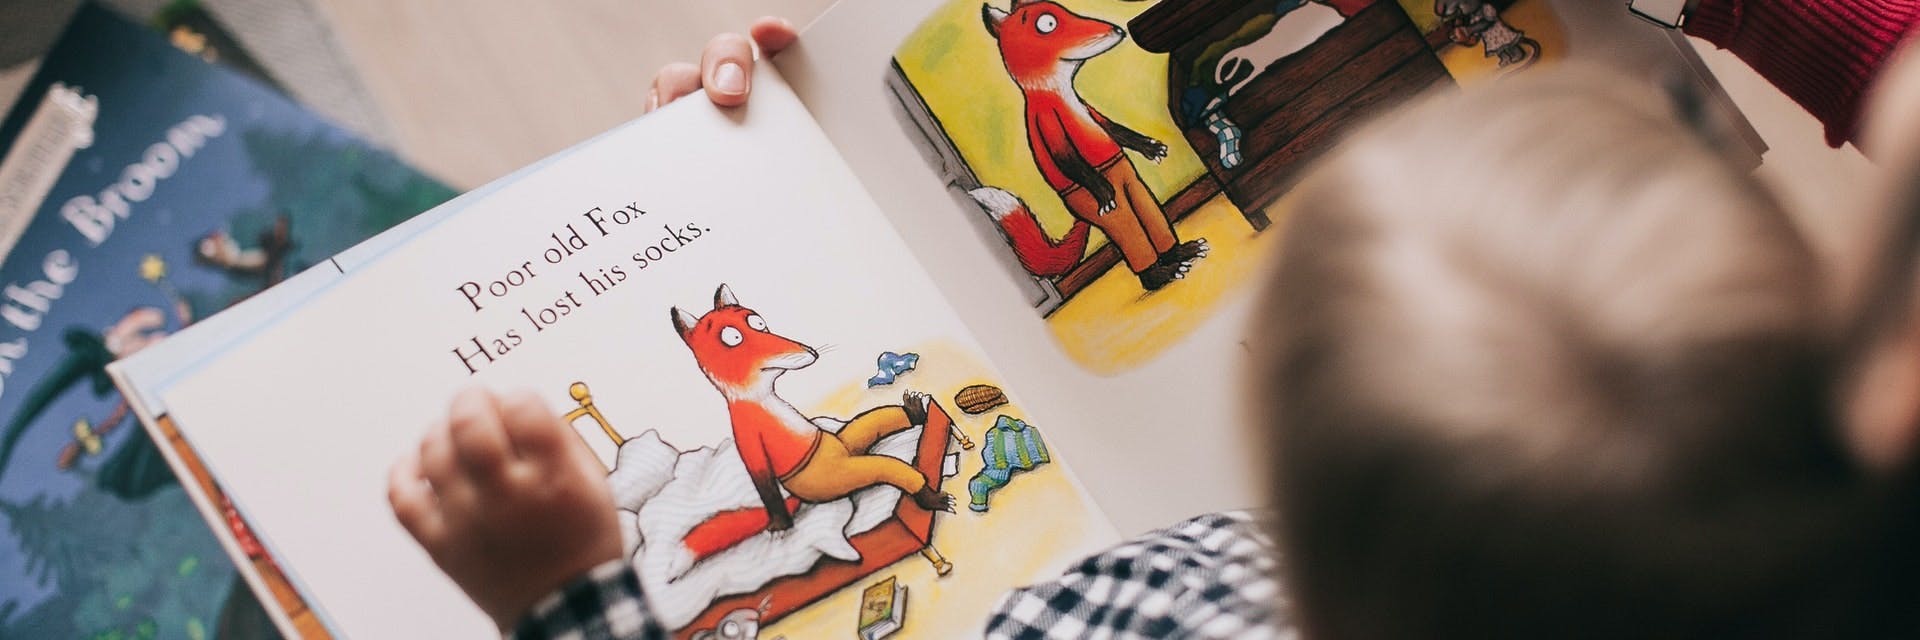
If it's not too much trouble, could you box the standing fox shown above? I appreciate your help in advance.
[982,0,1207,291]
[671,285,953,557]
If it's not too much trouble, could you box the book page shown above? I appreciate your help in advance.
[150,70,1114,638]
[776,0,1761,533]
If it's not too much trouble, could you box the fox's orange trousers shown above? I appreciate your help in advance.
[781,405,926,501]
[1060,157,1176,273]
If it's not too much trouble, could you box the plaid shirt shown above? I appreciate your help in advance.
[510,511,1286,640]
[510,560,663,640]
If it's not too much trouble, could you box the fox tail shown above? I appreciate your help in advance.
[969,186,1090,278]
[680,496,804,563]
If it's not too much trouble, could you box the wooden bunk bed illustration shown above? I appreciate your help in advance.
[560,382,956,640]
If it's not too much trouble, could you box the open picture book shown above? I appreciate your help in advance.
[107,0,1762,637]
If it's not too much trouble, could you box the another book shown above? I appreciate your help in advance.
[0,4,454,638]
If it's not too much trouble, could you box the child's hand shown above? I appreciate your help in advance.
[387,388,622,631]
[646,17,799,112]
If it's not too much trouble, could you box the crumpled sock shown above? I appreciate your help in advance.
[968,466,1013,512]
[865,351,920,387]
[966,416,1051,511]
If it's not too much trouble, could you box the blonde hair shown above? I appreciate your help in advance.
[1254,67,1892,637]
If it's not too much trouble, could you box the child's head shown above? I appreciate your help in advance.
[1253,68,1898,637]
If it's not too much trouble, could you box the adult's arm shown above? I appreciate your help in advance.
[1684,0,1920,147]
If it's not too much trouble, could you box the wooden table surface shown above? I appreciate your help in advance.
[312,0,1881,531]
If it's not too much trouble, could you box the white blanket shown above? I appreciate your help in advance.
[605,418,923,630]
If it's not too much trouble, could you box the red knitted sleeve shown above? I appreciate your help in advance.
[1685,0,1920,146]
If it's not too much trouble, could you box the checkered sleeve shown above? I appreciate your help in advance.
[984,510,1293,640]
[509,560,664,640]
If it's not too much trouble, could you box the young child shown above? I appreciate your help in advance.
[1254,68,1918,637]
[391,31,1920,640]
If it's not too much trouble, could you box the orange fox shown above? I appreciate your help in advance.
[982,0,1207,290]
[671,285,953,558]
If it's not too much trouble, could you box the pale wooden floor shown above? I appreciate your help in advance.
[315,0,1877,263]
[313,0,1884,529]
[312,0,834,188]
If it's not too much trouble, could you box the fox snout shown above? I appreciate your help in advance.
[1064,26,1124,61]
[762,347,818,371]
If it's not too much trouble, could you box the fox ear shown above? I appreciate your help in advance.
[671,307,698,337]
[714,284,739,309]
[982,4,1008,38]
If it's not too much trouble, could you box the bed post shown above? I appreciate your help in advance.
[563,381,624,447]
[920,545,953,576]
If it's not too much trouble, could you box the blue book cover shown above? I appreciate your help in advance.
[0,4,456,637]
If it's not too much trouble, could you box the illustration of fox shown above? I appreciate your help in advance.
[982,0,1208,291]
[672,285,954,560]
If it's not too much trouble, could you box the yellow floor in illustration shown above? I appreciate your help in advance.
[1044,195,1286,374]
[1401,0,1568,83]
[760,342,1115,639]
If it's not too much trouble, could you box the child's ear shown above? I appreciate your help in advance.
[714,284,739,309]
[982,4,1008,39]
[671,307,698,338]
[1842,323,1920,474]
[1861,32,1920,160]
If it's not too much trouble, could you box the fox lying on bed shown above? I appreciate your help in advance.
[670,285,956,561]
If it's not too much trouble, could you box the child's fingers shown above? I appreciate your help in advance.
[497,390,573,462]
[700,33,755,107]
[749,17,799,57]
[418,418,461,494]
[649,62,701,113]
[447,387,512,479]
[388,454,446,546]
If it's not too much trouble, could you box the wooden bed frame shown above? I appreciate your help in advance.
[562,383,957,639]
